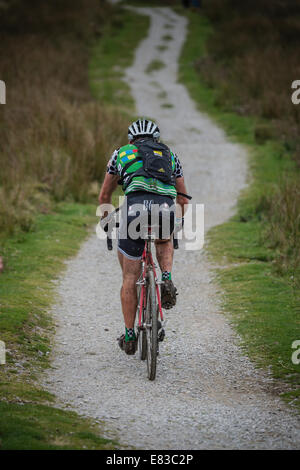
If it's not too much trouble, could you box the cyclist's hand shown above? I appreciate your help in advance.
[100,213,110,233]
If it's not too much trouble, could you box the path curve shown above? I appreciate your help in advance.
[43,8,300,449]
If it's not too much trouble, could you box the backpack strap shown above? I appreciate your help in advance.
[118,156,143,186]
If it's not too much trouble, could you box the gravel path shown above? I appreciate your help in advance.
[43,7,300,449]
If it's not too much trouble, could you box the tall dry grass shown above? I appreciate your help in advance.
[0,0,127,235]
[265,178,300,284]
[197,0,300,280]
[200,0,300,161]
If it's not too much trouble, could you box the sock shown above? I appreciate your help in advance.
[125,327,136,342]
[162,271,171,281]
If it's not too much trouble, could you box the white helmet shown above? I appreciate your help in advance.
[128,118,160,141]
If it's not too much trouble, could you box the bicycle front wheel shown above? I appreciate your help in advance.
[146,270,158,381]
[138,310,147,362]
[137,283,147,361]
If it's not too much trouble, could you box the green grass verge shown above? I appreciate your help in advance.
[0,4,149,450]
[0,401,116,450]
[145,59,166,74]
[89,6,149,113]
[123,0,178,6]
[0,203,118,449]
[179,12,300,407]
[0,204,93,364]
[156,44,168,52]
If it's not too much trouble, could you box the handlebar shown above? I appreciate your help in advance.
[103,205,183,251]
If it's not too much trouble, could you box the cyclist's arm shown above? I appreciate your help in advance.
[176,177,189,216]
[98,172,119,206]
[99,149,119,211]
[171,152,189,216]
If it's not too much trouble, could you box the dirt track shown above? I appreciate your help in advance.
[43,7,300,449]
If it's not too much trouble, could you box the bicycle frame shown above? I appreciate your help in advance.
[137,236,164,330]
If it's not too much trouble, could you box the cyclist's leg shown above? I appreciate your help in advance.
[155,238,173,272]
[117,193,146,354]
[155,238,177,308]
[155,199,177,308]
[154,194,175,273]
[120,254,141,329]
[118,214,144,329]
[117,249,124,272]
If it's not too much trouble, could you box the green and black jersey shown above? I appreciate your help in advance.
[106,143,183,199]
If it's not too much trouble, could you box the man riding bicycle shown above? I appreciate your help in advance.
[99,119,189,355]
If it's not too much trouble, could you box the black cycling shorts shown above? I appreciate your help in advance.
[118,191,175,260]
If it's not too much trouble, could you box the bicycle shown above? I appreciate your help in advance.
[136,225,166,380]
[104,209,177,381]
[104,192,192,380]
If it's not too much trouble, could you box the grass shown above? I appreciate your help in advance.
[0,2,149,450]
[145,59,166,74]
[157,90,167,100]
[197,0,300,279]
[123,0,178,5]
[0,203,118,449]
[179,10,300,407]
[89,8,149,112]
[156,44,168,52]
[209,223,299,380]
[0,203,94,366]
[161,34,173,41]
[0,402,117,450]
[0,0,128,236]
[161,103,174,108]
[200,0,300,165]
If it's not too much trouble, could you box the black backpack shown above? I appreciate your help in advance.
[119,138,175,190]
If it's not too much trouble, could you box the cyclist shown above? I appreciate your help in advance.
[99,119,189,355]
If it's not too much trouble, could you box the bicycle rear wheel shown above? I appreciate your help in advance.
[146,270,158,381]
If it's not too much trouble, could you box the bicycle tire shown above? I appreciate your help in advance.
[139,327,147,361]
[137,285,147,361]
[146,270,158,381]
[139,309,147,362]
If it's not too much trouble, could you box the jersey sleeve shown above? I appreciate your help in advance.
[106,149,119,175]
[173,153,184,178]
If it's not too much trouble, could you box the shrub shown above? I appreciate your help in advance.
[265,178,300,284]
[201,0,300,165]
[198,0,300,280]
[0,0,127,235]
